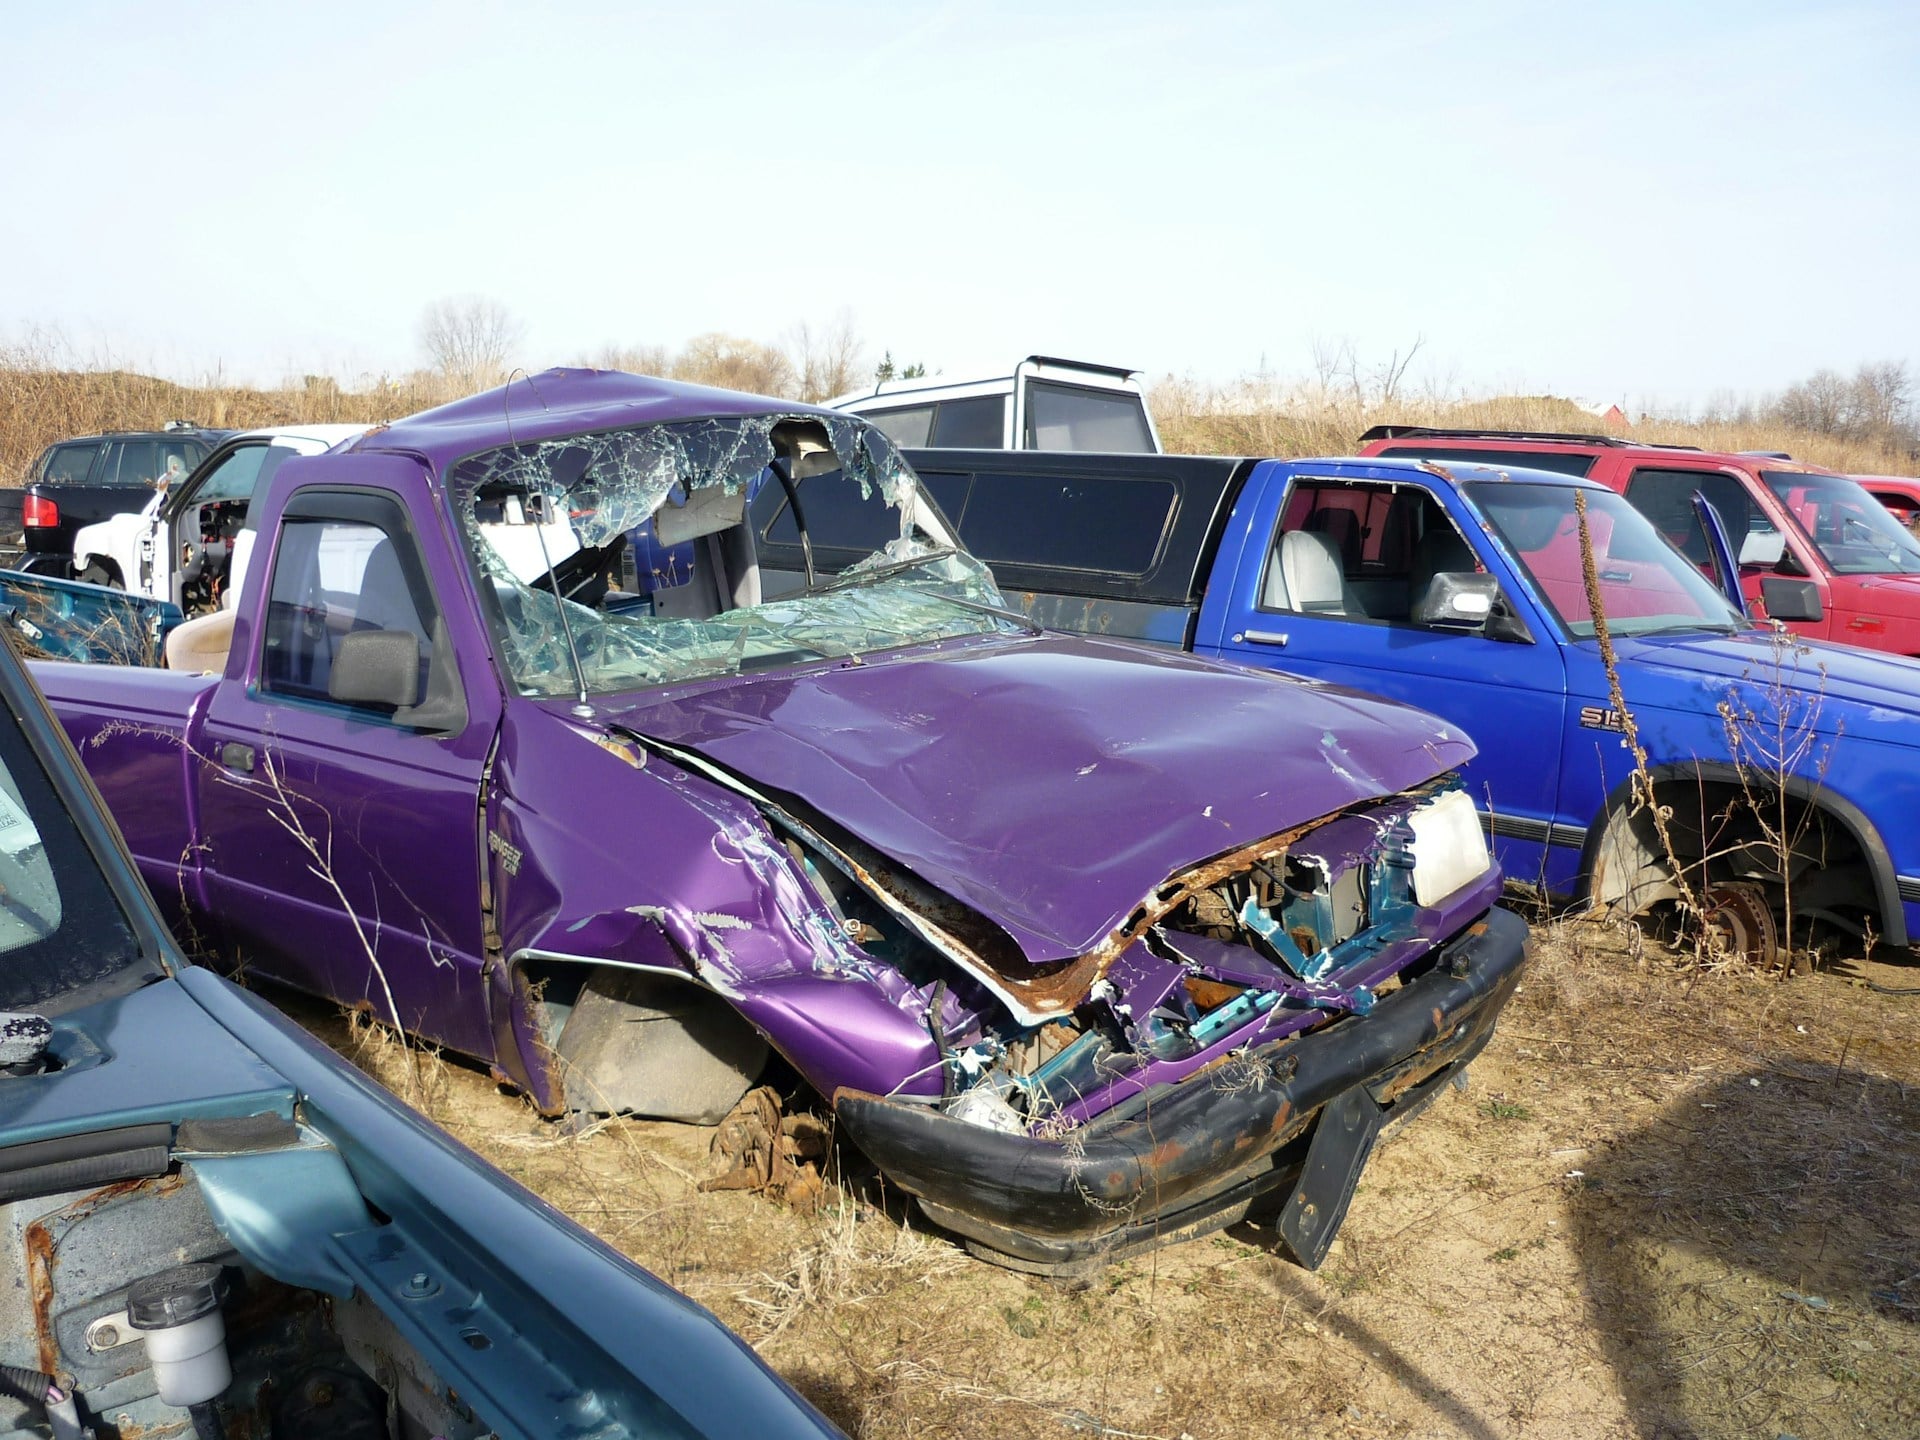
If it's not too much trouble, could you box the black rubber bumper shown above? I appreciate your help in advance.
[835,905,1530,1271]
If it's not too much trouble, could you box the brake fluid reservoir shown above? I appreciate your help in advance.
[126,1262,231,1407]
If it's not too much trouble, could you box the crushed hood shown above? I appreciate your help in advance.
[591,633,1474,963]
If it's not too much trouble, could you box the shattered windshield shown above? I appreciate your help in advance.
[1466,482,1747,638]
[447,413,1020,696]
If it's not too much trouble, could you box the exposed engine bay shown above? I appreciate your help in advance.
[2,1151,491,1440]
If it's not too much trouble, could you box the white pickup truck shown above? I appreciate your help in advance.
[72,423,372,612]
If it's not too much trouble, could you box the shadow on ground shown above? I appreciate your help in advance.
[1567,1060,1920,1439]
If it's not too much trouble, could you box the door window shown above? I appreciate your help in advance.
[1259,481,1478,625]
[1623,468,1780,569]
[930,395,1006,447]
[106,441,171,487]
[260,517,446,718]
[190,444,269,504]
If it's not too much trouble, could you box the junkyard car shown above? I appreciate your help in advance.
[27,369,1528,1273]
[70,424,373,610]
[0,612,844,1439]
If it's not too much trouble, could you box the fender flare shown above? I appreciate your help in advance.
[1576,761,1907,948]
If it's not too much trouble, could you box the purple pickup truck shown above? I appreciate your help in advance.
[30,369,1528,1273]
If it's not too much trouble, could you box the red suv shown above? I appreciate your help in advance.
[1358,427,1920,657]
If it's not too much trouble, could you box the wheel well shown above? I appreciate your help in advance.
[78,555,122,583]
[1585,769,1895,941]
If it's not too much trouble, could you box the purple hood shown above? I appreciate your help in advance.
[591,634,1475,963]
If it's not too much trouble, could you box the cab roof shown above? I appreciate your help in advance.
[355,368,840,471]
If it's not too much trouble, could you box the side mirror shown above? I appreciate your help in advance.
[1413,572,1496,628]
[329,629,422,709]
[1413,573,1535,644]
[1759,576,1823,623]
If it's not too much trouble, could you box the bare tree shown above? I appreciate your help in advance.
[672,333,798,397]
[785,312,866,403]
[418,296,525,391]
[1772,360,1914,448]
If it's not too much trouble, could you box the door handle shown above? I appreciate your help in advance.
[219,741,255,774]
[1237,629,1290,647]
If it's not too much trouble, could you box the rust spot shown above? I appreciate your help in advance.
[1431,1006,1447,1031]
[1467,921,1489,937]
[25,1218,57,1376]
[1183,976,1245,1012]
[1267,1100,1296,1137]
[1145,1138,1186,1173]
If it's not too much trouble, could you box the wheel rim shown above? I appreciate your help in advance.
[1700,881,1780,967]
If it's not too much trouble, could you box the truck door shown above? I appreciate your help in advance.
[197,477,503,1059]
[1620,465,1833,639]
[1201,466,1578,891]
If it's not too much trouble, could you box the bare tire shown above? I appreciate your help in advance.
[77,563,121,589]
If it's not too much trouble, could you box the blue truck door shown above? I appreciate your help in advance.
[1197,462,1578,890]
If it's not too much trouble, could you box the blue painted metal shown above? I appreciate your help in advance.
[1180,457,1920,944]
[0,568,182,665]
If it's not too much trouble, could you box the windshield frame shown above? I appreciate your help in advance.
[1761,469,1920,577]
[445,411,1016,699]
[1461,480,1751,642]
[0,637,167,1016]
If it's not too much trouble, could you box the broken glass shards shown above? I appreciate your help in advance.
[446,413,1018,697]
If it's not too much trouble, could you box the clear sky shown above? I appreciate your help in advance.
[4,0,1915,407]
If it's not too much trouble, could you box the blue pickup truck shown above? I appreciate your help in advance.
[747,449,1920,963]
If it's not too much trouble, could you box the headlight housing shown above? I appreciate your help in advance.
[1406,787,1492,907]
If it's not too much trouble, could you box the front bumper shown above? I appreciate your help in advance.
[835,905,1530,1273]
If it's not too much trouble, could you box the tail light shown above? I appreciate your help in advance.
[23,495,59,529]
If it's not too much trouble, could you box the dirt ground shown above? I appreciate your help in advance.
[308,920,1920,1440]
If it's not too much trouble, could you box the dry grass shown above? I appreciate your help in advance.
[287,920,1920,1440]
[5,343,1915,486]
[1151,378,1920,477]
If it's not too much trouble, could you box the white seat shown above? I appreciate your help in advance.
[164,609,236,674]
[1276,530,1361,616]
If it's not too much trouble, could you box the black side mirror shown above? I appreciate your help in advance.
[330,630,422,709]
[1759,576,1823,623]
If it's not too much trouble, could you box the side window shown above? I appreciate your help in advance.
[930,395,1006,448]
[1259,482,1479,626]
[41,442,101,485]
[1024,382,1154,452]
[106,441,167,487]
[957,472,1175,573]
[860,404,935,448]
[1623,468,1779,569]
[260,517,444,720]
[189,445,270,505]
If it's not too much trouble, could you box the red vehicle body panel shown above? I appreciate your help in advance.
[1359,434,1920,658]
[1855,474,1920,528]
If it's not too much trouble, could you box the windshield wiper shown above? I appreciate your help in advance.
[803,546,961,595]
[901,587,1044,632]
